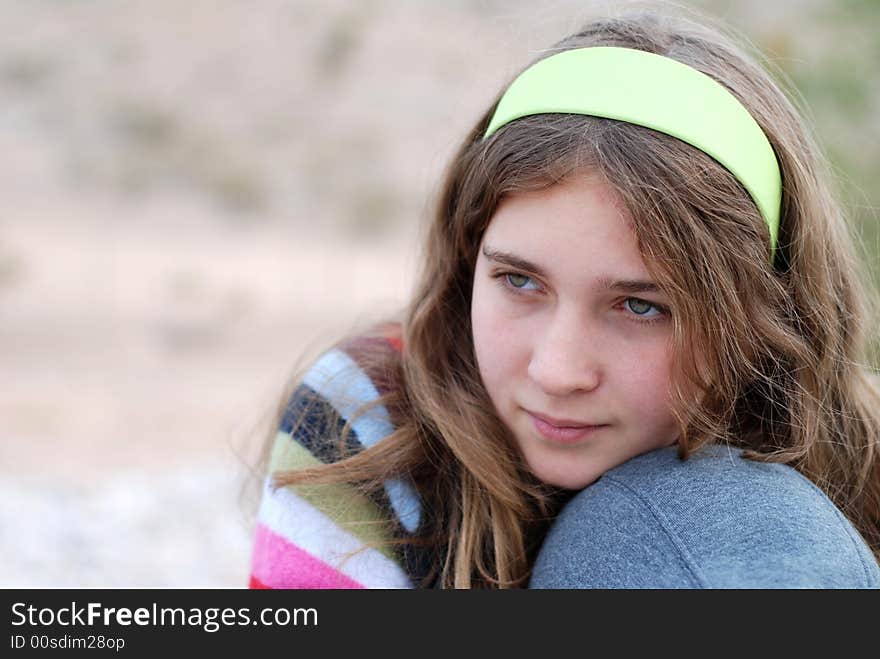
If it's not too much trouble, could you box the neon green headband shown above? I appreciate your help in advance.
[484,46,782,262]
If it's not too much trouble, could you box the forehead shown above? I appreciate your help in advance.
[482,176,651,281]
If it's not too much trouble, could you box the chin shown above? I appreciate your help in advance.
[530,465,601,491]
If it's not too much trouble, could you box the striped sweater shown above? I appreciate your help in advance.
[248,324,427,589]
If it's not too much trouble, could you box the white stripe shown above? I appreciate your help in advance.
[302,349,422,532]
[303,349,393,448]
[258,479,413,589]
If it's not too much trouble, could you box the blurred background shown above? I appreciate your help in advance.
[1,0,877,586]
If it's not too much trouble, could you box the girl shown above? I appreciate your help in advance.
[248,5,880,588]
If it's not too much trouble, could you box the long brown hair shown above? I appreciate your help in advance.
[267,4,880,587]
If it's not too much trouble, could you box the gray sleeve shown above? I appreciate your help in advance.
[530,479,709,588]
[529,446,880,589]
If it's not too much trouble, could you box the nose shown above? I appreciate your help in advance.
[527,310,602,397]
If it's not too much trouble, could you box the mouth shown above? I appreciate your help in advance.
[525,409,605,428]
[524,410,608,445]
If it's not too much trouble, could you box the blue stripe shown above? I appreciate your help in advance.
[279,383,361,463]
[303,349,421,533]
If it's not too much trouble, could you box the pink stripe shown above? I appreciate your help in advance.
[249,575,269,589]
[250,523,365,589]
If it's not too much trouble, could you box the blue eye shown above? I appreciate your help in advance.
[626,298,655,314]
[505,273,535,289]
[491,271,542,297]
[623,297,668,322]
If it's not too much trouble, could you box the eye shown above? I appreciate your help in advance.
[505,273,536,290]
[491,271,543,297]
[622,297,668,321]
[491,270,542,298]
[626,298,654,314]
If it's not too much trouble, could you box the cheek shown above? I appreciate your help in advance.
[471,285,524,389]
[471,282,496,383]
[618,342,676,409]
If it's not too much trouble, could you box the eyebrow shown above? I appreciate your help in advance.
[481,246,661,294]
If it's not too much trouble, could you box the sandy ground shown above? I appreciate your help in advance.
[0,206,416,586]
[0,0,871,586]
[0,0,485,587]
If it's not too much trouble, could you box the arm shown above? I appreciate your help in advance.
[529,445,880,589]
[249,345,419,589]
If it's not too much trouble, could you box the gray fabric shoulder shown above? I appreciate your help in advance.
[530,445,880,589]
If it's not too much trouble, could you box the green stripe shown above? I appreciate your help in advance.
[269,431,401,563]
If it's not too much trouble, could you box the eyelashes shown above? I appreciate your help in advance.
[501,272,538,291]
[490,271,671,325]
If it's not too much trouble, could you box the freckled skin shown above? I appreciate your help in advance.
[470,174,681,490]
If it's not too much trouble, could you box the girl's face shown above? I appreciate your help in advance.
[471,174,681,489]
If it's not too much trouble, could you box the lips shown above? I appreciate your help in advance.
[525,410,607,445]
[525,410,603,429]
